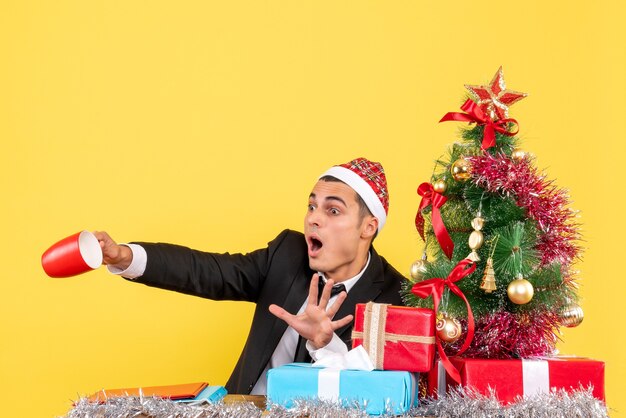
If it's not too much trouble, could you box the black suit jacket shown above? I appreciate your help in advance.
[131,229,405,394]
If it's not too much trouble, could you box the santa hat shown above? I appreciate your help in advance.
[320,157,389,232]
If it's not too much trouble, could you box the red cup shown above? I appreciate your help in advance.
[42,231,103,278]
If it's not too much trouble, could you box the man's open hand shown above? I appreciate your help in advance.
[269,274,353,349]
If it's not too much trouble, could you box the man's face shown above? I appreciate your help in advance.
[304,180,375,281]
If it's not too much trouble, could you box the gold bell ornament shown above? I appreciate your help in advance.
[450,157,472,182]
[479,235,500,293]
[410,252,430,281]
[507,273,534,304]
[480,258,497,293]
[560,302,584,327]
[436,314,462,343]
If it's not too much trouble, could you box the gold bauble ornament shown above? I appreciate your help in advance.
[410,257,430,281]
[450,158,472,182]
[507,275,534,304]
[433,179,447,194]
[436,315,462,343]
[409,260,428,281]
[511,148,527,162]
[560,303,584,327]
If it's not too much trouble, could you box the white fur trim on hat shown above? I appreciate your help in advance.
[320,166,387,232]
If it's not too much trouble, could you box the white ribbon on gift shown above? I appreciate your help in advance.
[437,361,447,398]
[311,345,375,401]
[317,369,341,401]
[521,359,550,397]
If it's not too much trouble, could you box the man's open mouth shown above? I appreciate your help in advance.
[311,237,323,251]
[307,234,324,256]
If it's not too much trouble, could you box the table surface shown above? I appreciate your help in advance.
[223,394,267,409]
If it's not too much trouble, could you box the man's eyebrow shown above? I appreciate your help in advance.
[325,195,347,206]
[308,193,347,207]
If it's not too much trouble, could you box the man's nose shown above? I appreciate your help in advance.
[307,209,322,227]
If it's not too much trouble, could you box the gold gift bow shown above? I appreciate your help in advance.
[351,302,435,369]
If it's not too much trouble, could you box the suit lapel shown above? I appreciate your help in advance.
[259,263,314,365]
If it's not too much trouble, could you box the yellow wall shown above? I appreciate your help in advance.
[1,1,624,416]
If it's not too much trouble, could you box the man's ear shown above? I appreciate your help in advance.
[361,216,379,239]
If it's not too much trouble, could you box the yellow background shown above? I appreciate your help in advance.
[1,1,624,416]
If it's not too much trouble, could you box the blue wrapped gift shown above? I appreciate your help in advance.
[266,363,418,415]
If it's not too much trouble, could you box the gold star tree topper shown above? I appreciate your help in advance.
[465,66,527,121]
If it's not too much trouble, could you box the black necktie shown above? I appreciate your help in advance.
[293,281,347,363]
[319,281,347,299]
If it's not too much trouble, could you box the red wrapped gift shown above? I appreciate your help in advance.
[351,302,436,372]
[426,356,605,404]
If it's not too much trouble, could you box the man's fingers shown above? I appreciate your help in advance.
[93,231,106,248]
[318,279,333,310]
[325,290,347,318]
[93,231,116,264]
[307,274,319,307]
[269,304,295,326]
[93,231,112,245]
[331,314,354,331]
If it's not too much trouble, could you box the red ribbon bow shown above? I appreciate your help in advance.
[439,99,520,150]
[411,259,476,383]
[415,182,454,260]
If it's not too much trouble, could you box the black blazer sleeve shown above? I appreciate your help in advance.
[129,229,294,302]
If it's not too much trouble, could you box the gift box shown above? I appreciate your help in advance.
[426,357,605,404]
[86,382,226,404]
[351,302,435,372]
[266,363,419,415]
[88,382,209,403]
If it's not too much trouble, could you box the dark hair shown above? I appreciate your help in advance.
[319,175,378,240]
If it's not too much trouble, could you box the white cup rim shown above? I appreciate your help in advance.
[78,231,103,269]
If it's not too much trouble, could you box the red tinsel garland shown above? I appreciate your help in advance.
[469,153,581,269]
[450,309,562,359]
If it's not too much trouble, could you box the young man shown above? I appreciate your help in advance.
[96,158,405,394]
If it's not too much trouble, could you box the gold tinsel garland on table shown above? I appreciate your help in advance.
[65,387,608,418]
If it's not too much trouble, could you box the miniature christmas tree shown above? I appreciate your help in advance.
[403,67,583,360]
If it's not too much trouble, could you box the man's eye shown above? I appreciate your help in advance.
[329,208,340,215]
[308,204,315,211]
